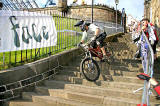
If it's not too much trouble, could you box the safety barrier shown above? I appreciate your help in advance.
[139,31,154,105]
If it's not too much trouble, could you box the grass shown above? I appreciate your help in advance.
[0,15,82,70]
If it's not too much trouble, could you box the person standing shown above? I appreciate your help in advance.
[141,18,159,60]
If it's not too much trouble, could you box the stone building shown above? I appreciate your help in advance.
[27,0,124,25]
[144,0,160,27]
[144,0,160,40]
[144,0,151,19]
[150,0,160,27]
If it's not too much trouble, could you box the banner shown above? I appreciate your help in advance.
[0,10,57,53]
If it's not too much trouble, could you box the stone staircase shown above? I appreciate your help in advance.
[7,34,160,106]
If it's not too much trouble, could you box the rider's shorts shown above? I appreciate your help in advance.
[152,40,158,54]
[91,32,107,48]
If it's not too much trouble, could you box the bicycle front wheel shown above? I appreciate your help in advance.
[80,57,100,82]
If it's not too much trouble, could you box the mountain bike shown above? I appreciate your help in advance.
[79,38,114,82]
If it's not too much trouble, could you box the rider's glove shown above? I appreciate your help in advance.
[78,42,83,47]
[149,39,154,45]
[137,73,151,81]
[91,36,96,41]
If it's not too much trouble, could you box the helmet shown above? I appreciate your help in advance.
[74,20,84,27]
[74,20,90,32]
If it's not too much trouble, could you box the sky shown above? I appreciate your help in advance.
[36,0,144,21]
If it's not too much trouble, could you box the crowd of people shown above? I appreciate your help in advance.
[131,18,159,61]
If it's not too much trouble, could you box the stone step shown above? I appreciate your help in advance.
[49,88,159,106]
[44,80,71,88]
[22,92,40,101]
[62,61,142,73]
[49,89,138,105]
[8,101,44,106]
[32,95,97,106]
[109,65,143,73]
[60,69,140,79]
[64,84,142,101]
[62,66,80,71]
[59,71,82,78]
[35,86,52,95]
[97,59,142,68]
[53,75,83,84]
[40,79,143,93]
[82,79,143,91]
[49,89,104,105]
[63,84,159,103]
[105,75,144,84]
[52,74,143,84]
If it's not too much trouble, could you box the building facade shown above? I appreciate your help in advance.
[144,0,160,40]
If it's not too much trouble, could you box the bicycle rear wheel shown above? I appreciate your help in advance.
[80,57,100,82]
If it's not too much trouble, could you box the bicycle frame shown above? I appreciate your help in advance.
[89,46,103,59]
[82,44,103,60]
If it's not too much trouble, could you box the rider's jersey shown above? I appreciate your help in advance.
[144,23,159,42]
[81,24,103,42]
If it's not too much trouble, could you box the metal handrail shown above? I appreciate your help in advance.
[140,31,154,106]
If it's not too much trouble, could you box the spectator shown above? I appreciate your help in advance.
[141,18,159,60]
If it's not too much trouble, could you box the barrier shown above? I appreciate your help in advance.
[138,31,154,106]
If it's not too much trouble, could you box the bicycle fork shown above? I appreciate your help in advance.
[86,51,95,70]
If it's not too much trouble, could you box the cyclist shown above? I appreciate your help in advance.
[74,20,107,60]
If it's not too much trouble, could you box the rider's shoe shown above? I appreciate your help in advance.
[137,73,151,81]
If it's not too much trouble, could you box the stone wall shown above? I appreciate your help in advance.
[26,5,123,24]
[68,5,122,24]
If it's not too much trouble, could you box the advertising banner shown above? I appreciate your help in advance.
[0,10,57,52]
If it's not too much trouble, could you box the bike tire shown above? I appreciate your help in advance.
[105,44,115,63]
[80,57,100,82]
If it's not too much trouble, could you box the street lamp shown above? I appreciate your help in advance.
[115,0,119,32]
[122,8,125,33]
[91,0,94,23]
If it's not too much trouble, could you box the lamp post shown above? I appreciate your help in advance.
[91,0,94,23]
[122,8,125,33]
[115,0,119,32]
